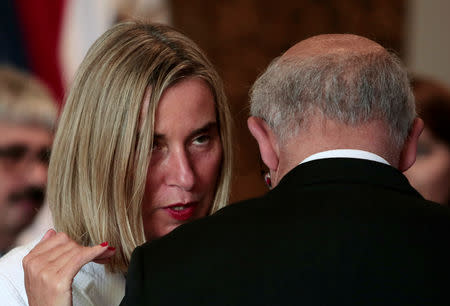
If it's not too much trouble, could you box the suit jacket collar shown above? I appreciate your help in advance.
[274,158,423,199]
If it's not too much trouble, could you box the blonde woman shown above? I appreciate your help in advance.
[0,21,233,305]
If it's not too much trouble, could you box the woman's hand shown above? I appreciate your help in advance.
[23,229,116,306]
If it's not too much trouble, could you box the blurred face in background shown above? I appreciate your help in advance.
[0,122,52,236]
[405,128,450,205]
[142,78,223,240]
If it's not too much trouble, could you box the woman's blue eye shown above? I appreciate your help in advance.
[193,135,210,145]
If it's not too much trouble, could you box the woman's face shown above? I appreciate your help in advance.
[142,78,223,240]
[405,128,450,205]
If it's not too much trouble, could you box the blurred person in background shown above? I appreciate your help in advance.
[0,67,56,257]
[405,78,450,205]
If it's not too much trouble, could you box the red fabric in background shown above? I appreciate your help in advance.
[14,0,67,105]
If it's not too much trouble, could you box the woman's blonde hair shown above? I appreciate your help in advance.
[48,21,232,273]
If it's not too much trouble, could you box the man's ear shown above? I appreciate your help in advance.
[247,116,279,171]
[398,118,424,172]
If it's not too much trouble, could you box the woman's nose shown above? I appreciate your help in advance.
[166,149,195,191]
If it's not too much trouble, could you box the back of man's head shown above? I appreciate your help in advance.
[0,66,57,254]
[249,34,422,186]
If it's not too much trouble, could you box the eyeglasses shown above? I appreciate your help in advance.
[0,144,50,174]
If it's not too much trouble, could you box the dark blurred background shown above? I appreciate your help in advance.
[2,0,449,203]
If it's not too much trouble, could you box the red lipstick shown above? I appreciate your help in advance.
[164,202,198,221]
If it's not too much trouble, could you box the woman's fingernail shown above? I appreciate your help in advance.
[107,246,116,251]
[100,242,108,247]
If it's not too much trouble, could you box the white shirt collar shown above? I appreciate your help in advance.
[300,149,390,165]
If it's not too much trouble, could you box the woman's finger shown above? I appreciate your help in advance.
[40,229,56,241]
[57,243,111,279]
[34,239,83,270]
[26,232,73,260]
[93,246,116,264]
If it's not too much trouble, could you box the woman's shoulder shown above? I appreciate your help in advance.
[0,240,40,305]
[0,239,38,277]
[73,262,126,305]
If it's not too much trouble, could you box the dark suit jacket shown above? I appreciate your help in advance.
[121,158,450,306]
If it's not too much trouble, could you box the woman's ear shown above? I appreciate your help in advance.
[398,118,424,172]
[247,116,279,171]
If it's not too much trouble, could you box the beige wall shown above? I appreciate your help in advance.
[406,0,450,85]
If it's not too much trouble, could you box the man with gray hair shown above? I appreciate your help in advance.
[0,67,57,256]
[122,34,450,305]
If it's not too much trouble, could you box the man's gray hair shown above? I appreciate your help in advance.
[0,66,57,130]
[250,50,416,146]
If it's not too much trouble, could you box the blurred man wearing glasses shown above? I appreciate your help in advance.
[0,67,57,256]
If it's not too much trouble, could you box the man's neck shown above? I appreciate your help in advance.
[300,149,390,165]
[272,120,400,187]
